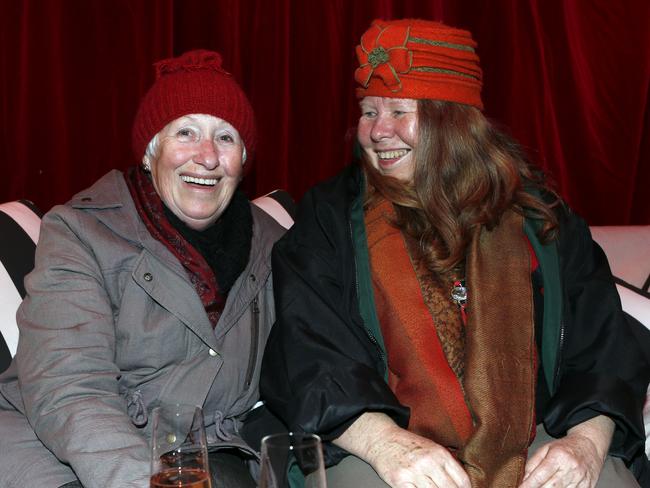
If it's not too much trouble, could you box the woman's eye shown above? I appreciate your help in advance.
[218,133,234,143]
[176,128,197,140]
[393,110,405,117]
[362,111,377,118]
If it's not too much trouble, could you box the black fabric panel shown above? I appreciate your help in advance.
[0,210,37,298]
[642,273,650,293]
[18,199,44,218]
[267,190,297,219]
[614,276,650,300]
[239,404,288,451]
[207,450,256,488]
[0,335,11,373]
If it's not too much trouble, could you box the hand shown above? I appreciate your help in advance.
[367,426,471,488]
[520,416,614,488]
[334,412,470,488]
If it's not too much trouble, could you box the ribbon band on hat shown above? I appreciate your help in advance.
[409,36,476,53]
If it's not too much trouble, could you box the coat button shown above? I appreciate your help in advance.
[208,349,218,357]
[143,272,153,282]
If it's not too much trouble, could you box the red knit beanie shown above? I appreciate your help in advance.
[355,19,483,109]
[132,49,256,161]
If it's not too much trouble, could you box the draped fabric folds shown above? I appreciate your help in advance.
[2,0,649,225]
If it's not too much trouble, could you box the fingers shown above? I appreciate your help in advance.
[523,444,549,481]
[519,458,561,488]
[371,429,472,488]
[444,458,471,488]
[522,445,551,486]
[393,469,464,488]
[386,452,470,488]
[519,438,599,488]
[426,449,471,488]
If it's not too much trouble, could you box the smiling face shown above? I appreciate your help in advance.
[357,96,419,183]
[149,114,244,231]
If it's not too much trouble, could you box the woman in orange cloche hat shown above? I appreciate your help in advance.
[261,18,649,488]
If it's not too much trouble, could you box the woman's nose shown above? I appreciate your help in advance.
[193,139,219,168]
[370,115,393,142]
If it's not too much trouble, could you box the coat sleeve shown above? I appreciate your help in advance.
[260,186,409,464]
[542,209,649,462]
[16,208,150,488]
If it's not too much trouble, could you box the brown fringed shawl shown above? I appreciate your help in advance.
[365,199,537,487]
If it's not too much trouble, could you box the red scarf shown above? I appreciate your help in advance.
[125,166,224,327]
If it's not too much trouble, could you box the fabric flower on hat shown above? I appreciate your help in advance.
[355,21,413,91]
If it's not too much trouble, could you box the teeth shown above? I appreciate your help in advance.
[377,149,409,160]
[181,175,218,186]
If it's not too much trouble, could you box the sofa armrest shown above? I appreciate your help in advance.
[0,200,42,372]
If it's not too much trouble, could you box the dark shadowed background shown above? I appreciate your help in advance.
[1,0,649,224]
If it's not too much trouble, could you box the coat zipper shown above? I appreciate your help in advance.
[552,318,565,393]
[245,296,260,389]
[551,244,566,394]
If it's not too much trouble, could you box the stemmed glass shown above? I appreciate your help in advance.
[150,403,211,488]
[259,432,327,488]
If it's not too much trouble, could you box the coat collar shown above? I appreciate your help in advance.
[69,170,189,277]
[68,169,281,344]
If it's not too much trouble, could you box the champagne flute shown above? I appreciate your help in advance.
[150,403,211,488]
[259,432,327,488]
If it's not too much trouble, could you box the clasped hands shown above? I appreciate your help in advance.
[335,412,613,488]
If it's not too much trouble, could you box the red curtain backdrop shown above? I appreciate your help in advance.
[2,0,649,225]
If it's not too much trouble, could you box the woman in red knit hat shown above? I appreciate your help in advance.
[261,18,649,487]
[0,49,290,488]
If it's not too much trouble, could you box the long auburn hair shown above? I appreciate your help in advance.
[363,99,560,275]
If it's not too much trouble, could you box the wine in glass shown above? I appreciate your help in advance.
[150,403,211,488]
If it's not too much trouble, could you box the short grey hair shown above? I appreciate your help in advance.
[142,133,160,169]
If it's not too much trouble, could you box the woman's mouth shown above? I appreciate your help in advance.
[180,175,219,187]
[376,149,410,166]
